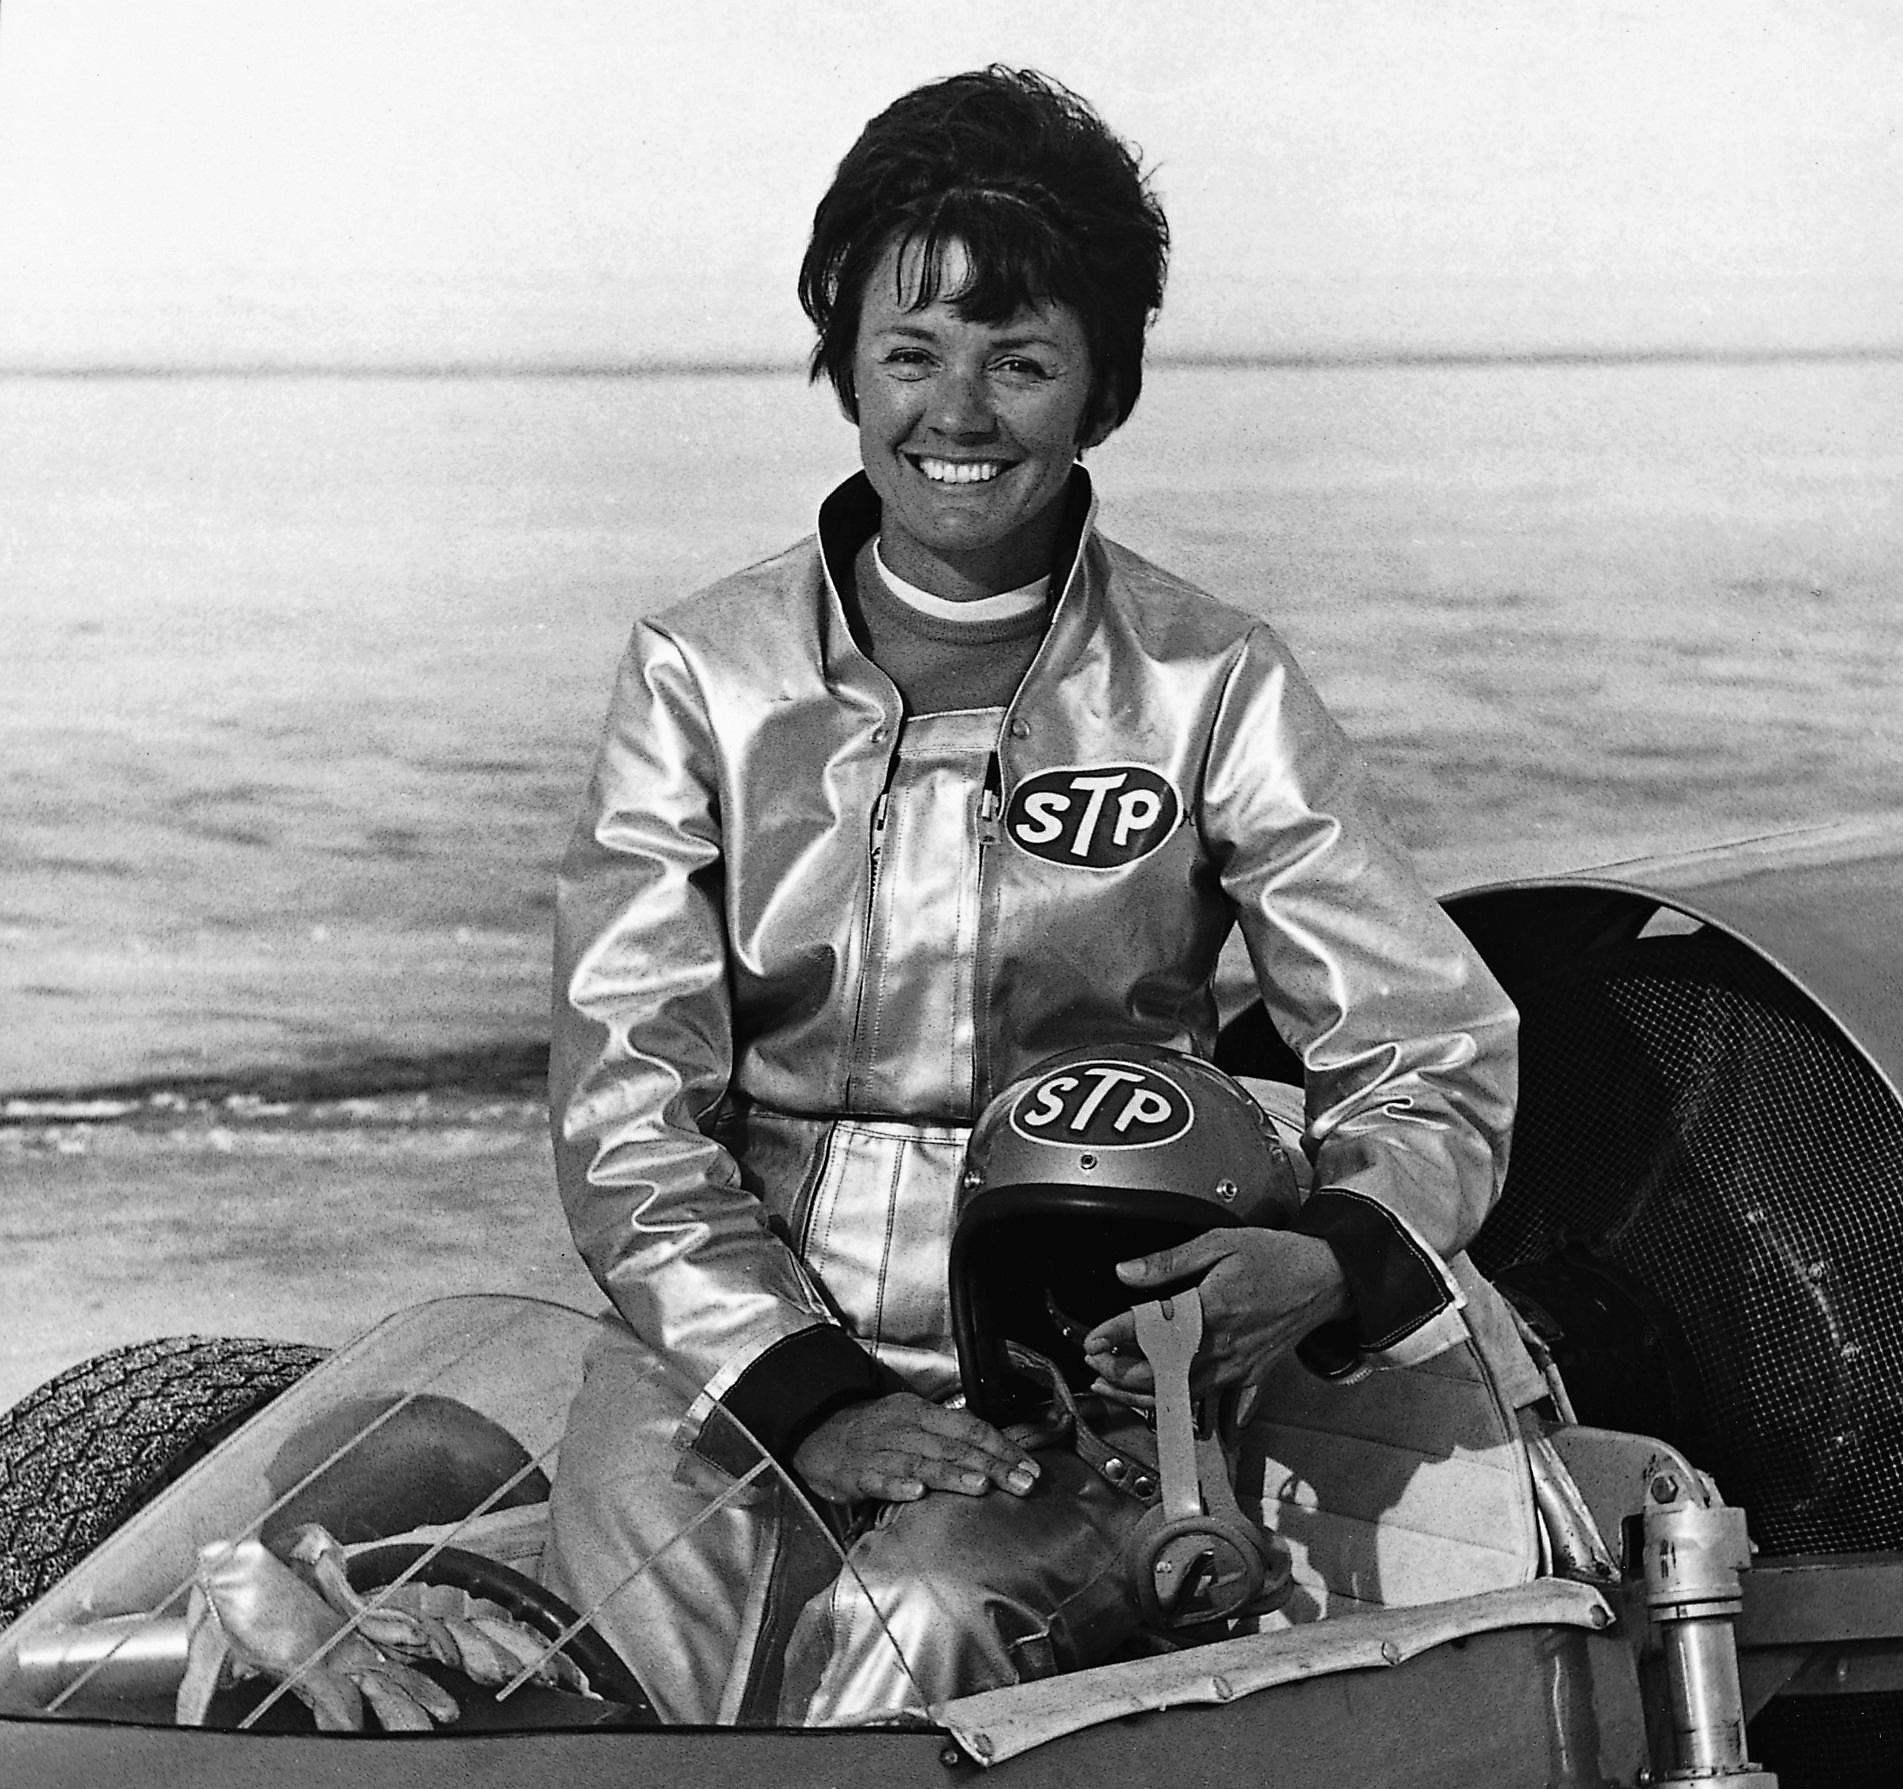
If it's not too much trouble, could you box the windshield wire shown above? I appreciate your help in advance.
[492,1454,774,1704]
[238,1433,563,1729]
[42,1300,555,1717]
[36,1296,949,1730]
[491,1412,949,1720]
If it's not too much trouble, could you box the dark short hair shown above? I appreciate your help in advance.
[799,67,1169,434]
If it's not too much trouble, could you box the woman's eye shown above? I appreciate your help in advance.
[882,348,933,376]
[994,356,1053,381]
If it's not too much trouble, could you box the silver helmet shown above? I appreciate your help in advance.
[950,1044,1301,1421]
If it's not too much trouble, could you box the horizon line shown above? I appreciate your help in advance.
[3,342,1899,380]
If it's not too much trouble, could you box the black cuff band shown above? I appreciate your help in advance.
[1293,1188,1457,1372]
[695,1326,891,1475]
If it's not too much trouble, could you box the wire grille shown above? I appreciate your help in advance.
[1472,929,1903,1558]
[1470,927,1903,1788]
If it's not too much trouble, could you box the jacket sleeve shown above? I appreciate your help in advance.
[550,621,886,1473]
[1202,628,1519,1375]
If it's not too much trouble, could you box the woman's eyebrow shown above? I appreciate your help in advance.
[874,320,1066,350]
[988,329,1064,349]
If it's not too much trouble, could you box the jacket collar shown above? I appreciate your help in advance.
[812,467,1103,714]
[815,467,1099,617]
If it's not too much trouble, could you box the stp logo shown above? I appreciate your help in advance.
[1004,764,1181,869]
[1011,1060,1194,1149]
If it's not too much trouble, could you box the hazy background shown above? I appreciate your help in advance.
[2,1,1899,1403]
[2,0,1897,367]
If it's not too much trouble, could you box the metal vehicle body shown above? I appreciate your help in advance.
[3,823,1901,1788]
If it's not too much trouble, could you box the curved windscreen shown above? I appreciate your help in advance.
[0,1296,925,1734]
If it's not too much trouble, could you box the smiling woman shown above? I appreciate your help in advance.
[849,239,1102,600]
[795,69,1167,601]
[540,64,1523,1729]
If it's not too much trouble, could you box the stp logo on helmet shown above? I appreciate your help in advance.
[1011,1061,1194,1149]
[1004,764,1180,870]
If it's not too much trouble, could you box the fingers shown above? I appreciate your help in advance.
[851,1458,929,1503]
[1191,1230,1349,1385]
[1081,1319,1154,1396]
[792,1394,1041,1505]
[1086,1340,1239,1401]
[293,1668,369,1733]
[354,1665,451,1732]
[1113,1228,1234,1291]
[877,1404,1041,1498]
[1084,1231,1285,1396]
[841,1443,1037,1503]
[1081,1307,1135,1360]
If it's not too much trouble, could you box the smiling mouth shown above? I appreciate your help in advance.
[912,456,1011,485]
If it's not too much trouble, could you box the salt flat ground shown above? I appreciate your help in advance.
[3,359,1899,1406]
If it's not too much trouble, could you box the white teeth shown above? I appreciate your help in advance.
[916,458,1005,485]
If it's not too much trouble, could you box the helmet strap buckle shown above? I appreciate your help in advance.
[1126,1291,1293,1627]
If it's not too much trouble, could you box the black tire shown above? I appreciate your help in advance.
[0,1335,329,1627]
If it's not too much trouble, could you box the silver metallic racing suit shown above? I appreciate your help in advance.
[544,472,1519,1721]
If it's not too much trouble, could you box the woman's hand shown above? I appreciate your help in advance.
[791,1392,1042,1505]
[1082,1229,1349,1397]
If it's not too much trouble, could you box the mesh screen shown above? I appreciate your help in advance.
[1470,929,1903,1559]
[1747,1688,1903,1789]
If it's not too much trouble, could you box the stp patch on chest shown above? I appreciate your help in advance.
[1003,763,1181,869]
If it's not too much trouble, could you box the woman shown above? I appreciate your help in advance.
[544,67,1518,1724]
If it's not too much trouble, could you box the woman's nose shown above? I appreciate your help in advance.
[927,366,996,437]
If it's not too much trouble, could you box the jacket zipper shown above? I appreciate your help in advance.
[782,1121,839,1267]
[842,788,891,1106]
[971,752,1003,1112]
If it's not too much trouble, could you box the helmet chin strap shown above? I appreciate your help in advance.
[1128,1290,1292,1625]
[1135,1293,1206,1533]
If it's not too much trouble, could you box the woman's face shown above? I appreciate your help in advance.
[852,235,1107,602]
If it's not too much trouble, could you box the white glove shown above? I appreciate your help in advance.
[176,1537,461,1732]
[284,1525,582,1693]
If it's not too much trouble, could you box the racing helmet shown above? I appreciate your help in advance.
[950,1044,1301,1422]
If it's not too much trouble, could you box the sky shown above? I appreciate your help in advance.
[0,0,1896,367]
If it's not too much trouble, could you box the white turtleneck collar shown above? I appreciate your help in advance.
[872,537,1050,625]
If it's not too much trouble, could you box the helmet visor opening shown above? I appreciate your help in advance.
[951,1186,1245,1419]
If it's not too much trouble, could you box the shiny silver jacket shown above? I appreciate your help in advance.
[552,473,1518,1471]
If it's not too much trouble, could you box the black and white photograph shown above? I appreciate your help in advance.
[2,2,1898,1782]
